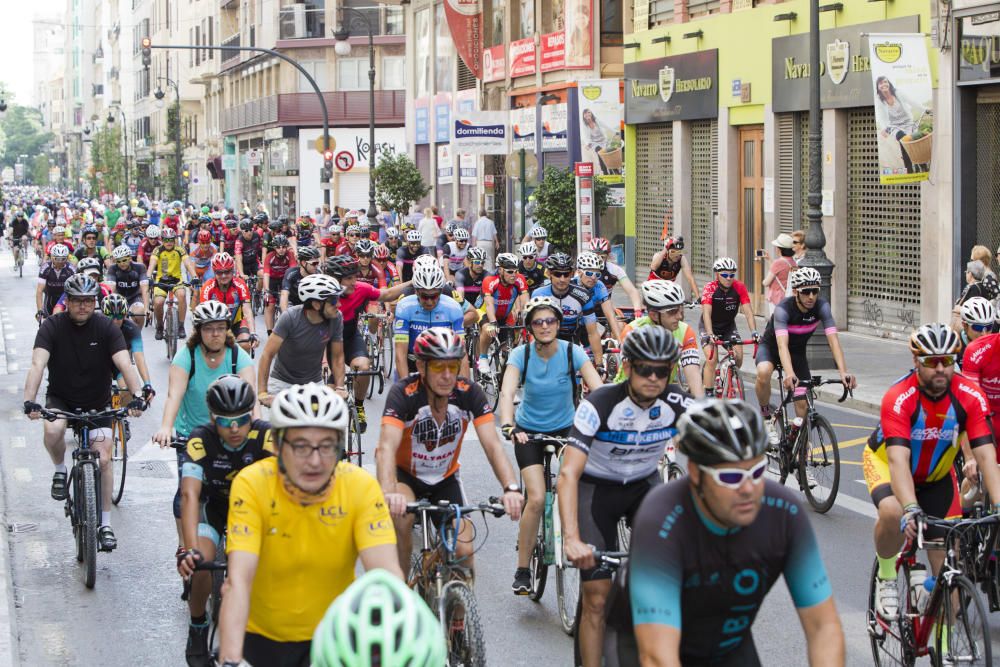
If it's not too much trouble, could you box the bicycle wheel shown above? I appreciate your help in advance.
[936,574,992,666]
[345,406,363,467]
[765,415,789,484]
[556,563,580,635]
[252,289,263,316]
[443,583,487,667]
[110,418,128,506]
[165,307,177,360]
[867,558,911,667]
[79,463,99,589]
[528,522,548,602]
[798,414,840,513]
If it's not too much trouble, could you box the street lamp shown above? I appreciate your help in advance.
[107,106,130,198]
[333,7,378,221]
[155,78,183,202]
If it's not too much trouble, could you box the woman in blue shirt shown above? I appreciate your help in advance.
[498,295,602,596]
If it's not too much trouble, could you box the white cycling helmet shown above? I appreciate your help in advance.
[53,225,66,235]
[789,267,821,290]
[329,224,344,235]
[453,228,470,241]
[413,264,446,290]
[414,254,438,269]
[530,226,548,239]
[112,245,132,260]
[49,244,70,259]
[385,227,400,239]
[713,257,738,273]
[270,383,349,439]
[961,297,996,327]
[518,242,537,258]
[406,230,422,243]
[910,322,962,357]
[191,300,231,327]
[145,225,161,239]
[577,252,605,271]
[298,274,343,304]
[496,253,518,270]
[640,280,686,309]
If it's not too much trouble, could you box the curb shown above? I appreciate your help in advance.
[0,305,17,667]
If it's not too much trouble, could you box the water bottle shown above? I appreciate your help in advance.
[909,564,928,613]
[785,417,804,449]
[543,490,555,565]
[922,574,937,613]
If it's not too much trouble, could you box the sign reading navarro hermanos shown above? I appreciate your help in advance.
[625,49,718,124]
[771,15,919,113]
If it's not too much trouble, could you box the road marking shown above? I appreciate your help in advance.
[9,436,24,449]
[12,468,31,483]
[831,423,875,430]
[831,488,878,519]
[841,460,863,466]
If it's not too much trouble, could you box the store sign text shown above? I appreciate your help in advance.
[783,55,869,79]
[629,77,713,97]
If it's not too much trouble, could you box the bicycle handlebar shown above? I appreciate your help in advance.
[191,559,227,572]
[706,338,758,361]
[405,498,506,519]
[344,369,382,378]
[780,375,854,403]
[39,406,134,424]
[592,549,630,569]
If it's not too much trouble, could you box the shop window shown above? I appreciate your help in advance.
[382,56,405,90]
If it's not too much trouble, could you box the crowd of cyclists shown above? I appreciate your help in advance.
[7,184,1000,667]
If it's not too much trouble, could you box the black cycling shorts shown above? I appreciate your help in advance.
[755,344,811,396]
[577,473,659,581]
[344,331,368,363]
[698,320,739,346]
[244,632,310,667]
[513,426,571,470]
[396,467,466,528]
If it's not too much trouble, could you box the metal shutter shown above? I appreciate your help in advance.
[457,57,476,91]
[846,108,921,338]
[634,123,673,272]
[976,97,1000,262]
[543,151,570,171]
[776,113,796,234]
[690,119,718,281]
[799,112,811,230]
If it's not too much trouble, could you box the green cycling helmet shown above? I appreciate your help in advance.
[311,569,445,667]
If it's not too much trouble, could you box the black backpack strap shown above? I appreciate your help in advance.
[519,341,531,388]
[568,341,579,407]
[230,342,238,374]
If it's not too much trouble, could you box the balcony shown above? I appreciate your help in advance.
[221,33,240,68]
[341,5,404,37]
[278,6,326,40]
[221,90,406,134]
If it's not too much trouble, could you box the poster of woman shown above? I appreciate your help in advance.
[564,0,592,68]
[578,79,624,183]
[869,34,934,184]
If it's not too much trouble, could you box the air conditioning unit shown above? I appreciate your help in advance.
[291,4,306,38]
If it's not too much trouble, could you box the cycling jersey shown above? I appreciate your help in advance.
[74,246,110,264]
[382,374,493,484]
[10,219,29,241]
[234,233,263,273]
[866,371,993,486]
[338,281,381,335]
[573,276,610,306]
[137,240,160,266]
[262,250,296,291]
[532,240,551,264]
[962,333,1000,445]
[616,318,700,384]
[280,266,306,307]
[335,241,357,258]
[479,273,528,322]
[380,261,400,286]
[396,245,432,282]
[530,282,597,340]
[37,263,76,311]
[220,228,241,255]
[443,241,469,274]
[650,255,682,281]
[518,261,546,291]
[188,243,218,277]
[601,261,628,290]
[227,458,395,642]
[122,233,144,258]
[629,479,831,664]
[296,226,315,247]
[117,318,144,356]
[151,245,188,283]
[357,264,387,289]
[454,266,488,305]
[105,261,149,301]
[760,296,836,351]
[700,280,751,331]
[569,381,692,483]
[200,277,252,325]
[392,294,465,354]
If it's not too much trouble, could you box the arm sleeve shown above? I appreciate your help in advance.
[818,300,838,335]
[353,472,397,550]
[630,487,684,628]
[226,470,264,556]
[783,504,833,608]
[568,396,601,454]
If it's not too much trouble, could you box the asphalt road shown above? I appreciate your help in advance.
[0,249,998,666]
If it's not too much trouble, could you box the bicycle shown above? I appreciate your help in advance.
[765,372,849,513]
[867,514,995,666]
[955,480,1000,611]
[406,498,506,667]
[245,274,264,316]
[706,336,757,399]
[358,311,389,398]
[571,549,630,667]
[39,404,132,589]
[342,369,381,466]
[153,280,189,361]
[474,323,524,410]
[13,235,27,277]
[181,545,228,651]
[108,385,129,506]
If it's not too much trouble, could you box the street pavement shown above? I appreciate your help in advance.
[0,251,996,666]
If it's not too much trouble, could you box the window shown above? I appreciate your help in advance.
[190,28,195,66]
[195,26,201,65]
[298,61,329,93]
[382,56,405,89]
[601,0,623,46]
[687,0,720,18]
[337,58,366,91]
[208,20,213,60]
[385,7,403,35]
[649,0,673,27]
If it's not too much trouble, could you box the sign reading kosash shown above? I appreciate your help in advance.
[452,111,509,155]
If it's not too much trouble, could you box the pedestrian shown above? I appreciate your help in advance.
[971,244,996,278]
[450,208,471,234]
[471,208,499,272]
[431,205,444,228]
[376,204,394,243]
[762,232,798,315]
[418,206,439,248]
[791,230,806,263]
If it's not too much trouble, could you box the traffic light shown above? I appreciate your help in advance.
[141,37,152,69]
[323,149,334,180]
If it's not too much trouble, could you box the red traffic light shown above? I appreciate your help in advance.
[323,150,334,161]
[141,37,152,49]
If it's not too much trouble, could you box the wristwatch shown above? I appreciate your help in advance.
[504,483,521,494]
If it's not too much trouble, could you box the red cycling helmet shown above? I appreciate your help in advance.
[211,252,235,272]
[197,230,213,244]
[589,237,611,253]
[114,222,127,232]
[373,244,390,261]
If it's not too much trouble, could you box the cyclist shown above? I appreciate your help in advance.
[354,239,386,288]
[475,252,528,374]
[309,569,445,667]
[531,252,605,372]
[499,296,603,595]
[188,229,219,284]
[279,245,321,311]
[219,217,241,255]
[575,251,624,341]
[700,257,758,397]
[137,224,161,270]
[617,280,704,397]
[262,234,296,334]
[589,237,643,316]
[396,229,432,283]
[44,225,74,258]
[36,244,75,320]
[217,383,401,667]
[627,399,843,666]
[200,252,258,355]
[558,326,690,667]
[10,211,30,266]
[149,227,197,340]
[106,245,151,328]
[956,296,995,369]
[394,263,467,377]
[383,225,403,262]
[517,241,546,291]
[648,235,699,298]
[454,246,489,306]
[296,212,317,248]
[377,327,523,574]
[754,267,855,444]
[319,223,343,261]
[441,227,470,282]
[176,376,273,667]
[258,274,345,403]
[122,221,145,259]
[523,225,551,264]
[24,273,146,552]
[102,293,154,406]
[372,243,399,287]
[865,323,1000,622]
[336,224,362,258]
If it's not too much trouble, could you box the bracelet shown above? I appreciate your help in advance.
[258,391,269,399]
[902,502,920,512]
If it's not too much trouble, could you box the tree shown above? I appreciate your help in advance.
[372,151,431,216]
[29,154,50,186]
[532,166,612,254]
[164,104,182,201]
[0,106,52,169]
[88,127,123,196]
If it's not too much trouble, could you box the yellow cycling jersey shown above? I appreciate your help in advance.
[151,246,188,282]
[226,458,395,642]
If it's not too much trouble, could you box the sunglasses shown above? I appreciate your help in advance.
[116,258,132,264]
[427,359,460,374]
[718,272,736,279]
[970,323,993,332]
[798,288,820,296]
[471,260,485,266]
[698,460,767,489]
[650,306,681,316]
[216,270,233,276]
[417,291,440,301]
[306,260,320,267]
[580,270,602,279]
[530,316,558,328]
[521,255,536,260]
[631,362,673,379]
[348,234,360,238]
[215,413,252,429]
[550,271,572,278]
[917,355,957,369]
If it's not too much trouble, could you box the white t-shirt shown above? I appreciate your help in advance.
[472,216,496,242]
[417,217,439,247]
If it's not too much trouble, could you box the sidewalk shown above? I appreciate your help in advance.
[0,296,18,667]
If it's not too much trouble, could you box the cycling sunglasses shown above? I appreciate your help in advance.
[550,271,573,278]
[798,288,820,296]
[427,360,460,374]
[580,270,602,279]
[530,316,559,328]
[215,413,252,429]
[631,362,673,379]
[416,291,440,301]
[698,460,767,489]
[917,355,956,369]
[969,323,993,333]
[718,272,736,279]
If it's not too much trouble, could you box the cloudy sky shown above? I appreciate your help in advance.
[1,1,63,105]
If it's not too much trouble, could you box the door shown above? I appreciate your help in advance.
[738,126,765,312]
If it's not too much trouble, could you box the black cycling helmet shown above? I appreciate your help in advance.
[238,219,254,232]
[206,375,256,416]
[622,325,680,364]
[62,273,101,297]
[253,212,269,225]
[268,219,283,231]
[198,214,212,224]
[297,245,320,262]
[677,399,768,465]
[225,218,238,229]
[271,234,290,248]
[546,252,574,272]
[324,254,360,279]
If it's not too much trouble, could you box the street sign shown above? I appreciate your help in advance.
[221,154,236,171]
[505,150,538,184]
[575,162,594,177]
[335,151,355,172]
[315,136,337,155]
[247,149,263,166]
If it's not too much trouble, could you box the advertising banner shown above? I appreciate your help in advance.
[540,32,566,72]
[510,106,536,151]
[437,144,454,185]
[414,98,430,144]
[460,154,477,185]
[483,45,506,83]
[868,33,934,184]
[578,79,624,182]
[443,0,483,79]
[510,38,537,78]
[434,92,452,144]
[565,0,593,69]
[453,111,509,155]
[575,162,595,256]
[541,103,568,151]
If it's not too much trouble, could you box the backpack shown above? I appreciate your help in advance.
[188,341,238,379]
[519,339,580,407]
